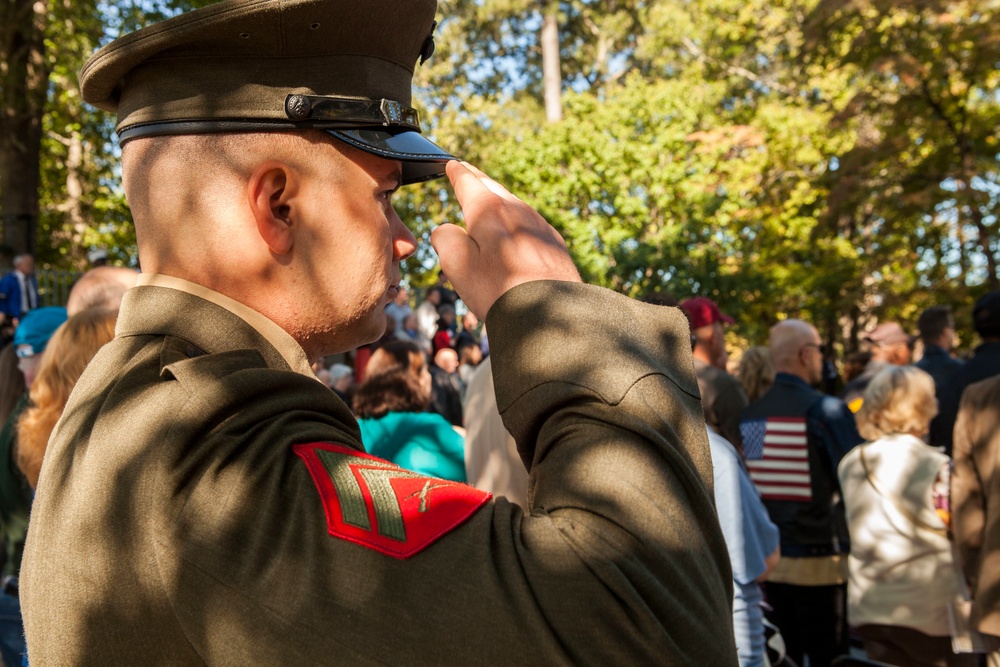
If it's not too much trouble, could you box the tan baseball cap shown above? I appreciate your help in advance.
[79,0,455,184]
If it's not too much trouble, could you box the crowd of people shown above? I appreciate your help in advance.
[687,291,1000,667]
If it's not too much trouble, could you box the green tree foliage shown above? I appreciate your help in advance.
[1,0,217,270]
[3,0,997,353]
[803,0,1000,313]
[406,0,998,348]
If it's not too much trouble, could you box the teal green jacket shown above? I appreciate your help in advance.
[358,411,466,482]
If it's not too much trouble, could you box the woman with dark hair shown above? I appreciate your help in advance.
[353,340,466,482]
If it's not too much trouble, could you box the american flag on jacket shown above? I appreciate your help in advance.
[739,417,812,502]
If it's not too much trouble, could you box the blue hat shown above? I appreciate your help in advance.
[13,307,68,358]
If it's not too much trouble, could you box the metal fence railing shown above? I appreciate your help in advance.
[37,270,82,308]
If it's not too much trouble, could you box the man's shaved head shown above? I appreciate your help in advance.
[122,131,335,229]
[118,129,415,360]
[67,266,139,316]
[770,319,824,385]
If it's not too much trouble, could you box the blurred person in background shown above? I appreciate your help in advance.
[0,306,66,667]
[842,351,871,386]
[432,303,457,354]
[414,286,442,343]
[86,248,109,268]
[455,310,480,351]
[384,286,411,334]
[17,309,118,488]
[914,305,963,389]
[430,270,457,308]
[327,363,355,406]
[0,345,25,430]
[456,337,482,399]
[838,365,971,667]
[931,291,1000,456]
[66,266,139,316]
[463,357,526,507]
[740,318,862,667]
[738,345,776,405]
[680,296,749,453]
[709,428,781,666]
[951,372,1000,665]
[430,347,463,427]
[11,308,69,391]
[0,254,39,332]
[394,312,431,354]
[841,322,915,413]
[353,340,465,482]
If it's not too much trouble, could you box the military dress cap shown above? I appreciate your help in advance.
[79,0,455,184]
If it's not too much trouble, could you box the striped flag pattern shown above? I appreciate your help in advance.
[740,417,812,502]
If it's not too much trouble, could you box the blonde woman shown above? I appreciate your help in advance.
[16,309,117,489]
[838,365,973,667]
[737,346,775,404]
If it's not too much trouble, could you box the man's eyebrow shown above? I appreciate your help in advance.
[382,169,403,190]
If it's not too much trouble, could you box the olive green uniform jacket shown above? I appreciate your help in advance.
[952,373,1000,638]
[21,278,735,665]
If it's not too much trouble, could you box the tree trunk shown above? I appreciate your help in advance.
[0,0,48,258]
[541,7,562,123]
[960,153,999,291]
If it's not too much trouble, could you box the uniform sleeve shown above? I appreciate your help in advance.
[952,384,987,591]
[163,281,738,666]
[486,280,736,665]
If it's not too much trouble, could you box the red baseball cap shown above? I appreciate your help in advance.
[680,297,735,329]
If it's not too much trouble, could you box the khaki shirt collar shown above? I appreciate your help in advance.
[130,274,315,379]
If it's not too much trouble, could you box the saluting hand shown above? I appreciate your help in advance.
[431,161,581,321]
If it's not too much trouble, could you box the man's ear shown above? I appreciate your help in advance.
[248,160,298,255]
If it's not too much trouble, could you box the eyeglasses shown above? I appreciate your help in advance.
[802,343,826,355]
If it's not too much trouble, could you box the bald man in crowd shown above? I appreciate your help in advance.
[740,319,863,667]
[66,266,139,316]
[19,1,735,664]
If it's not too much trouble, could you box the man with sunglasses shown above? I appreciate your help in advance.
[739,319,863,667]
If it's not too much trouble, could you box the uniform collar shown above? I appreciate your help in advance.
[124,274,316,379]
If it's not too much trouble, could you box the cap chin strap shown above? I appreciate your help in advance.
[117,94,423,144]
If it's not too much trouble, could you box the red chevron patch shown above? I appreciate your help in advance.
[293,442,491,558]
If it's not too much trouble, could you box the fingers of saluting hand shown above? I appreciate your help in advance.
[431,161,581,320]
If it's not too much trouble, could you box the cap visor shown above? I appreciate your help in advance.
[327,129,456,185]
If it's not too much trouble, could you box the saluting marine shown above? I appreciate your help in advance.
[20,0,736,664]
